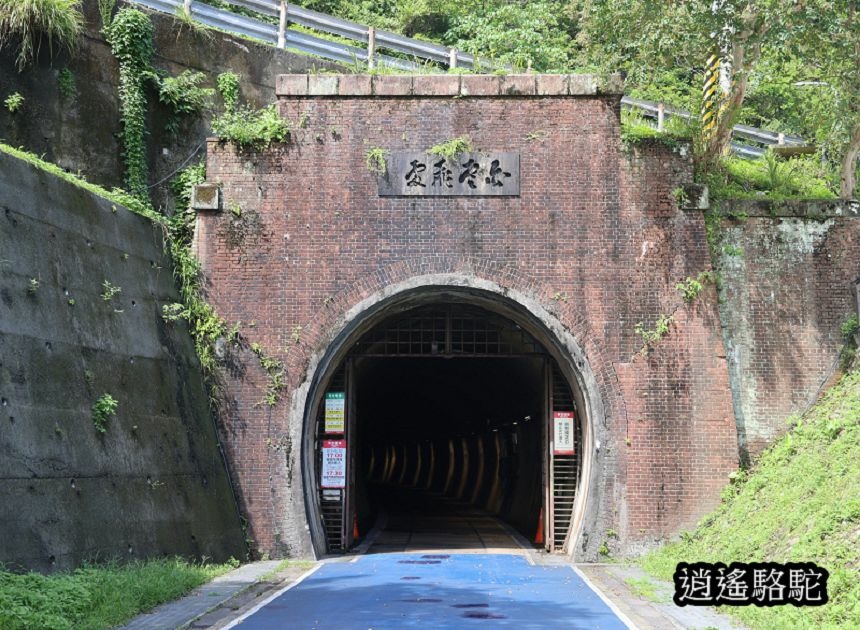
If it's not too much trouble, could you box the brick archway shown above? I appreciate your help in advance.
[289,270,621,559]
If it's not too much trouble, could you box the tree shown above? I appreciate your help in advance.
[572,1,805,165]
[797,1,859,198]
[445,1,576,71]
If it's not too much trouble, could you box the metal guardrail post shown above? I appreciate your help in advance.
[657,103,665,132]
[367,26,376,70]
[778,132,785,146]
[278,1,287,49]
[449,48,458,69]
[184,0,192,14]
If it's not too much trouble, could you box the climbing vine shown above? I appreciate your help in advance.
[158,70,214,134]
[103,8,153,200]
[161,161,228,373]
[250,343,285,407]
[164,161,288,406]
[217,72,240,114]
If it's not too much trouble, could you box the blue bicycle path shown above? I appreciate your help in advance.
[233,553,629,629]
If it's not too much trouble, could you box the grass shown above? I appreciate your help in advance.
[624,576,663,603]
[365,146,389,175]
[0,0,83,69]
[211,104,291,150]
[640,369,860,629]
[0,557,238,629]
[0,143,159,222]
[702,153,836,201]
[428,136,474,160]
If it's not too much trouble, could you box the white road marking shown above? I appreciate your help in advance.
[571,565,639,630]
[219,564,324,629]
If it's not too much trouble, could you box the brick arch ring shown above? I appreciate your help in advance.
[287,266,623,560]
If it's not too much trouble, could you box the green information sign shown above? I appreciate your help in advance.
[324,392,345,433]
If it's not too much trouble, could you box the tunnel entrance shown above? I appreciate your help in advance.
[308,302,583,556]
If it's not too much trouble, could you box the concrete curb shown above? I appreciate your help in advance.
[120,561,285,630]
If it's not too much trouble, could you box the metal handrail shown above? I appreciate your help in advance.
[131,0,811,157]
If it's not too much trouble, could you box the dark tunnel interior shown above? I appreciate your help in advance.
[354,356,545,542]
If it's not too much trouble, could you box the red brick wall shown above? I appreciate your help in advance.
[196,74,738,558]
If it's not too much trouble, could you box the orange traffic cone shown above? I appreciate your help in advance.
[353,514,360,540]
[534,507,544,545]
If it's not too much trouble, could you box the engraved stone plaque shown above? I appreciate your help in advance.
[378,152,520,197]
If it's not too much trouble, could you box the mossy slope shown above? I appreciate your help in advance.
[641,370,860,629]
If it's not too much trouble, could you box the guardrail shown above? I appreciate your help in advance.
[131,0,811,158]
[621,96,808,159]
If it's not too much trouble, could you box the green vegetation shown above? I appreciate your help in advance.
[641,369,860,629]
[286,1,575,71]
[217,72,241,114]
[634,313,674,355]
[90,393,118,433]
[675,272,713,304]
[0,557,237,629]
[444,1,574,71]
[162,162,229,374]
[100,280,121,302]
[624,576,662,603]
[174,3,211,39]
[364,147,388,175]
[103,7,153,200]
[842,314,859,340]
[428,136,474,160]
[57,67,76,99]
[211,104,291,150]
[4,91,23,113]
[250,343,286,407]
[158,70,214,134]
[211,71,290,149]
[0,0,83,70]
[96,0,114,30]
[703,153,836,201]
[574,1,859,197]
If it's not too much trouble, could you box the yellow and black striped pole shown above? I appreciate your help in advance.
[701,54,721,142]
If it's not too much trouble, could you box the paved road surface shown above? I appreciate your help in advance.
[225,553,630,629]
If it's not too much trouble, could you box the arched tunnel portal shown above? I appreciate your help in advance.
[300,284,601,558]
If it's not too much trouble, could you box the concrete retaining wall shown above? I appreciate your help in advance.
[0,0,341,209]
[0,150,246,572]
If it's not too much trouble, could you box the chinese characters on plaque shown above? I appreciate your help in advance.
[378,152,520,197]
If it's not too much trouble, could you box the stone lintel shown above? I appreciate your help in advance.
[713,199,860,219]
[274,73,623,98]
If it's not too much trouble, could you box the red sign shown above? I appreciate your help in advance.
[321,439,347,488]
